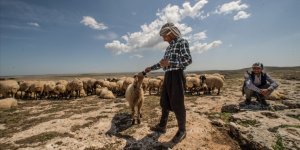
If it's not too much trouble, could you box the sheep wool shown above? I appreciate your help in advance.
[0,98,18,109]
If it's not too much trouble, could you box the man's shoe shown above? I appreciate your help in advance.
[150,124,166,133]
[171,130,186,143]
[245,99,251,105]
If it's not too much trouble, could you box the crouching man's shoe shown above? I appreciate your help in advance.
[150,124,166,133]
[261,99,269,106]
[172,130,186,143]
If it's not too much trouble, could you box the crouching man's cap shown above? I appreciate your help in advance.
[252,62,264,69]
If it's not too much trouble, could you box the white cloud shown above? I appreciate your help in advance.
[216,0,248,14]
[130,54,143,59]
[27,22,40,27]
[80,16,108,30]
[190,40,222,54]
[193,31,207,41]
[96,32,118,40]
[105,0,219,55]
[234,11,251,20]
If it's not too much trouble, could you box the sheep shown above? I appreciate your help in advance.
[122,77,134,93]
[53,83,66,99]
[0,80,20,98]
[125,72,145,125]
[66,78,84,99]
[96,87,115,99]
[185,76,201,95]
[43,81,56,99]
[148,78,162,95]
[211,73,225,81]
[28,81,45,100]
[267,90,287,100]
[18,80,35,99]
[142,77,149,92]
[116,79,125,96]
[200,75,224,95]
[0,98,18,109]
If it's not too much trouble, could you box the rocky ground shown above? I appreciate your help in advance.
[0,67,299,150]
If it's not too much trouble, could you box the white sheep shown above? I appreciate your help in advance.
[125,72,145,125]
[53,83,66,99]
[148,78,162,95]
[96,87,116,99]
[200,75,224,95]
[28,81,45,100]
[0,80,20,98]
[18,80,35,99]
[43,81,56,98]
[185,76,201,95]
[66,78,83,99]
[0,98,18,109]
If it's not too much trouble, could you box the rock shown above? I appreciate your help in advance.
[221,104,240,113]
[228,109,300,150]
[282,100,300,109]
[211,119,225,127]
[278,127,300,150]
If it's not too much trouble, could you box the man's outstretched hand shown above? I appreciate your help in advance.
[145,67,151,73]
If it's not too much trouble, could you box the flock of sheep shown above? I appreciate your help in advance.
[0,73,225,101]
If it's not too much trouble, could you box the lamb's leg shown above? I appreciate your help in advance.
[137,101,143,124]
[131,106,135,125]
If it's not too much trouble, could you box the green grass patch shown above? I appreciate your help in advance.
[237,119,260,127]
[272,134,284,150]
[207,112,233,123]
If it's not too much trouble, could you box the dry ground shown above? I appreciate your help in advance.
[0,67,299,150]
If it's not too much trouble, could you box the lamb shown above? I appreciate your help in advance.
[200,75,224,95]
[0,80,20,98]
[0,98,18,109]
[122,77,134,93]
[125,72,145,125]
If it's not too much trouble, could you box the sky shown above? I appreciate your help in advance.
[0,0,299,76]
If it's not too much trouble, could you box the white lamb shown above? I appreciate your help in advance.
[125,72,145,125]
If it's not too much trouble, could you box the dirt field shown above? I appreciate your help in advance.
[0,67,299,150]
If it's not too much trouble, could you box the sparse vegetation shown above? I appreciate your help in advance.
[272,134,284,150]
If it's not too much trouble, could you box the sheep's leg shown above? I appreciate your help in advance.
[131,106,135,125]
[149,88,152,95]
[217,88,220,95]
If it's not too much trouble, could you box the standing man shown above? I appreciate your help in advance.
[243,62,278,106]
[144,22,192,143]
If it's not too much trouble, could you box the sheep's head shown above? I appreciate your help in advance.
[199,75,206,86]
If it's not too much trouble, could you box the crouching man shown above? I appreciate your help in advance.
[242,62,278,106]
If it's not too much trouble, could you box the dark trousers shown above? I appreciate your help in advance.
[159,69,186,131]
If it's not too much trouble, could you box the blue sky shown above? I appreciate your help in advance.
[0,0,299,76]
